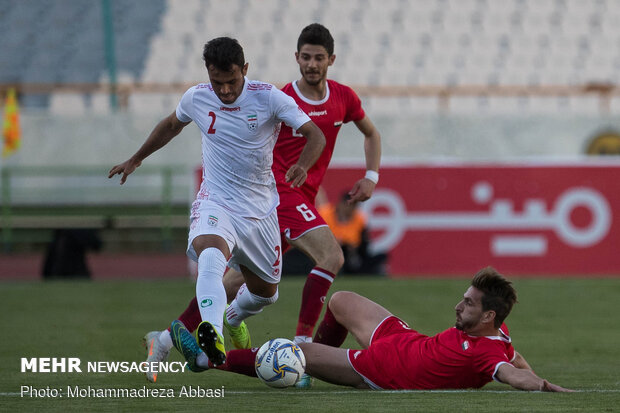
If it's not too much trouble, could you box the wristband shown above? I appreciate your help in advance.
[365,170,379,184]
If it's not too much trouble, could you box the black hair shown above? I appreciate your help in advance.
[297,23,334,56]
[203,37,245,71]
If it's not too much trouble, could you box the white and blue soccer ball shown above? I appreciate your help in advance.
[255,338,306,388]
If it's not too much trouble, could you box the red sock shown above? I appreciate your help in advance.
[166,296,202,333]
[314,305,348,347]
[296,267,335,337]
[215,349,258,377]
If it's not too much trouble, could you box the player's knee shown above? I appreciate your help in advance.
[328,291,357,313]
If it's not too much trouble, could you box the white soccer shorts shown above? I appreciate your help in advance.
[187,200,282,284]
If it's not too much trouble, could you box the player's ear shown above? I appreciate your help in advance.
[328,54,336,66]
[242,62,249,76]
[482,310,496,325]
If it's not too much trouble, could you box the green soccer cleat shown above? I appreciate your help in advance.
[170,320,208,373]
[196,321,227,366]
[142,331,171,383]
[224,316,251,349]
[294,373,315,389]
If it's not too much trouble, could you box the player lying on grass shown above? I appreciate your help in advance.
[142,23,381,388]
[171,267,573,391]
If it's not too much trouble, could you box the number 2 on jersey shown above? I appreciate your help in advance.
[208,111,216,134]
[272,245,281,267]
[296,203,316,221]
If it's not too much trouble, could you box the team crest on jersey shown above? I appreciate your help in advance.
[462,340,470,351]
[247,114,258,131]
[207,215,218,227]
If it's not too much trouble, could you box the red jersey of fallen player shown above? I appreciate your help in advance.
[348,316,516,390]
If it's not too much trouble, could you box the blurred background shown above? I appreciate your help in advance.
[2,0,620,279]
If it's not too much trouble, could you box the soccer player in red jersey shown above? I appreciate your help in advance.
[181,267,572,391]
[143,23,381,385]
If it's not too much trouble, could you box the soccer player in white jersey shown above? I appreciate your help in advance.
[109,37,326,368]
[140,24,382,386]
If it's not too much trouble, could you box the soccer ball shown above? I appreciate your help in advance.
[255,338,306,388]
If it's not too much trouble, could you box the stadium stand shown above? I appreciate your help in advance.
[3,0,620,114]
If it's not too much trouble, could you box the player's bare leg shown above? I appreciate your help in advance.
[322,291,391,348]
[298,343,369,389]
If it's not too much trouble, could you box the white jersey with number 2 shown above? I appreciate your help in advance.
[176,77,311,219]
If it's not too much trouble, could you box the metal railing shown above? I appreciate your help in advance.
[0,165,193,251]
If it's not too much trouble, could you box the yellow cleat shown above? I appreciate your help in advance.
[224,316,251,349]
[196,321,226,366]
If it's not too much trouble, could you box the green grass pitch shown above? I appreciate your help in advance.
[1,276,619,412]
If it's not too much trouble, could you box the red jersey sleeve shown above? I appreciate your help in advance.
[471,324,515,382]
[341,83,365,124]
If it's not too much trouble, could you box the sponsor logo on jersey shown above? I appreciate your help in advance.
[208,215,218,227]
[353,351,361,359]
[220,106,241,112]
[334,121,343,127]
[308,110,327,117]
[248,114,258,131]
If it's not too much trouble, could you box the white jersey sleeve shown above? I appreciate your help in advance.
[269,88,311,131]
[176,88,195,123]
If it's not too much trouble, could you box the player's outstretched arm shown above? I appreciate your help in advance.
[496,363,573,392]
[348,116,381,203]
[109,112,189,184]
[285,120,325,188]
[512,351,534,371]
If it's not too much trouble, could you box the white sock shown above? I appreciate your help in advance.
[159,330,174,351]
[226,283,278,327]
[195,248,228,337]
[196,352,210,368]
[293,335,312,345]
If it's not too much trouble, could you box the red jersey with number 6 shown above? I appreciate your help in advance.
[273,80,365,203]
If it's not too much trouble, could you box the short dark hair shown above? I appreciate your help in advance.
[203,37,245,71]
[471,267,517,328]
[297,23,334,56]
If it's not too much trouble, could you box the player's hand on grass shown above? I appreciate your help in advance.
[540,379,574,392]
[109,158,142,185]
[348,178,376,203]
[285,164,308,188]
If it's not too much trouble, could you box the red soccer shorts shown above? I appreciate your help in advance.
[277,185,328,251]
[347,316,426,390]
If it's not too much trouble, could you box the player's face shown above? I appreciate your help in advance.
[454,286,486,332]
[296,44,335,86]
[207,63,248,104]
